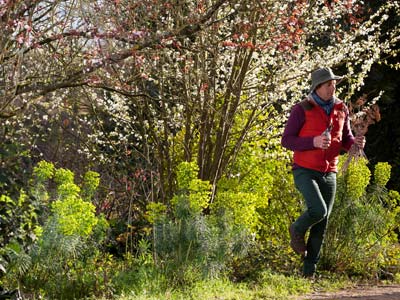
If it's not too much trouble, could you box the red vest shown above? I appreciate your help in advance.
[293,97,348,172]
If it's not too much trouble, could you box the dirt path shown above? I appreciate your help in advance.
[297,284,400,300]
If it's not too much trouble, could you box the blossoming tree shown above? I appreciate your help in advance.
[1,0,399,205]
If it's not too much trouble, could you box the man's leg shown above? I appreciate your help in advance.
[303,172,337,277]
[292,168,329,236]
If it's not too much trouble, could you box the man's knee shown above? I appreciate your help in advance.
[308,207,327,223]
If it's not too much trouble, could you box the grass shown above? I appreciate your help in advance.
[98,271,354,300]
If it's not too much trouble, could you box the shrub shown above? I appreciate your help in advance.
[322,157,400,278]
[230,151,304,276]
[148,161,252,285]
[3,161,110,299]
[211,141,274,233]
[0,190,40,281]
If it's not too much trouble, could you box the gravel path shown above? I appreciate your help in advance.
[297,285,400,300]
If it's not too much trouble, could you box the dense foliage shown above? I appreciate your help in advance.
[322,158,400,278]
[0,0,399,299]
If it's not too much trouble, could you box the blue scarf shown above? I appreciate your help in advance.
[312,91,334,116]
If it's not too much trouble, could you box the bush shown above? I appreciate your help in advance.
[322,157,400,278]
[2,161,111,299]
[0,191,41,282]
[147,161,252,285]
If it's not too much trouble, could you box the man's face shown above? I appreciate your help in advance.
[315,80,336,101]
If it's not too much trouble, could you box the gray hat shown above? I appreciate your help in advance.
[310,67,343,92]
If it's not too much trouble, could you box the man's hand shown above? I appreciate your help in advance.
[313,134,331,149]
[354,136,366,149]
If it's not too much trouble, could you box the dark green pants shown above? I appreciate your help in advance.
[292,167,336,276]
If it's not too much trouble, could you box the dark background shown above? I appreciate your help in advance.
[364,63,400,191]
[355,1,400,191]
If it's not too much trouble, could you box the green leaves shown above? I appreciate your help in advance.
[33,161,55,184]
[323,158,399,278]
[147,161,251,284]
[31,162,101,237]
[0,190,39,283]
[173,161,212,214]
[3,160,111,298]
[344,156,371,200]
[50,198,97,236]
[81,171,100,201]
[145,202,167,224]
[374,162,392,187]
[0,191,39,248]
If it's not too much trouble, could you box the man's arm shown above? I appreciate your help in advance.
[281,104,315,151]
